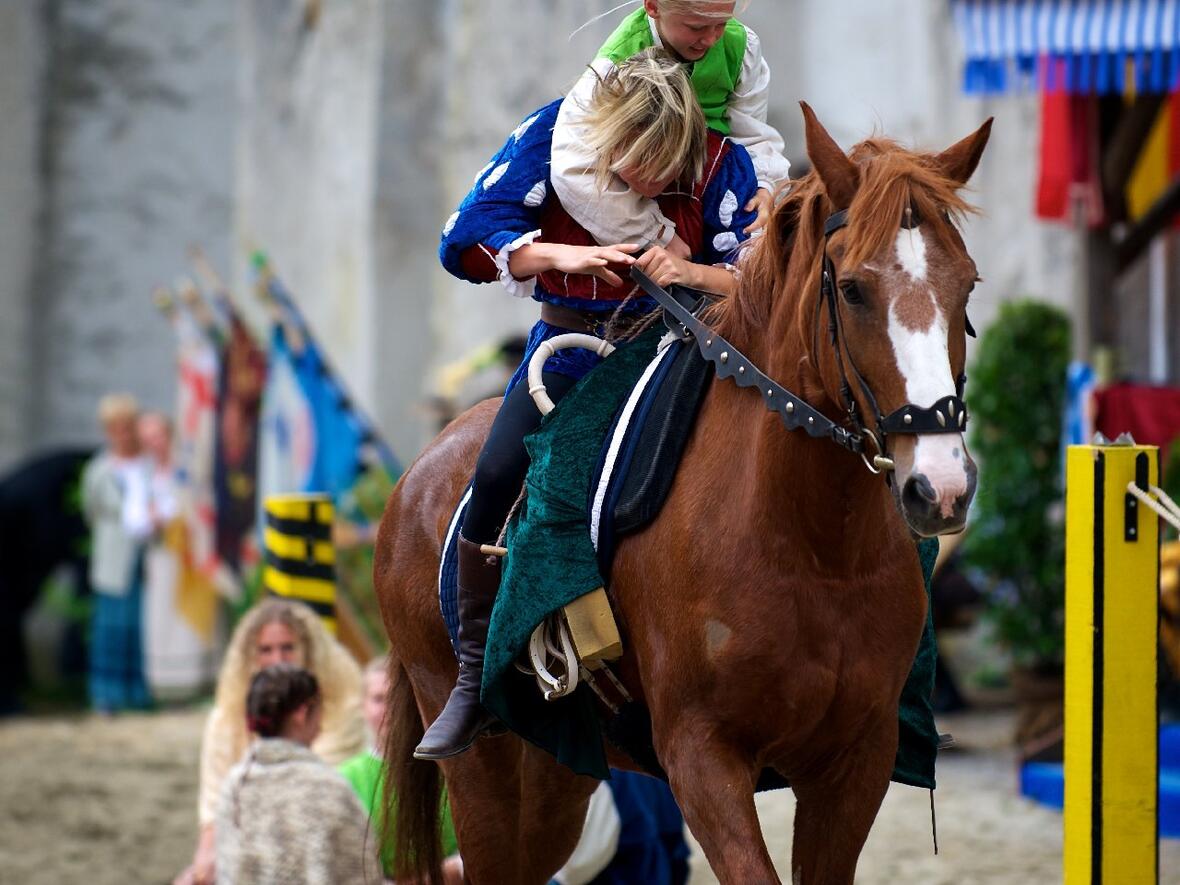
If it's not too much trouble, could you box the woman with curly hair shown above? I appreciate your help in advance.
[176,598,364,885]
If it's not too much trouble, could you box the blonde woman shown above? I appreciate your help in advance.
[426,49,760,760]
[177,598,364,885]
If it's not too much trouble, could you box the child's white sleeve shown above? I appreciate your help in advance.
[728,27,791,193]
[551,61,678,247]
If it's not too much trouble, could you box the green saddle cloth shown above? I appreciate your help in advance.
[481,327,941,789]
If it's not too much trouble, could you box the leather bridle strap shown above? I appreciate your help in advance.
[630,267,866,455]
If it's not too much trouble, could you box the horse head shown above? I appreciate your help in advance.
[799,103,992,537]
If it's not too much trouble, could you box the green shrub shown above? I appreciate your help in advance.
[961,300,1071,670]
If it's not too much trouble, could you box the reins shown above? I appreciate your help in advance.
[631,205,974,476]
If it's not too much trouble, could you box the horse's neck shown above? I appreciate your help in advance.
[702,252,900,571]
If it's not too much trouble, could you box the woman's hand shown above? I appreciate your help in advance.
[744,188,774,234]
[546,243,639,287]
[508,242,639,287]
[635,245,697,289]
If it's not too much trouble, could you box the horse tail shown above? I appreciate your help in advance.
[383,656,444,885]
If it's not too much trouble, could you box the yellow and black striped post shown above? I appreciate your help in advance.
[263,494,337,634]
[1065,444,1159,884]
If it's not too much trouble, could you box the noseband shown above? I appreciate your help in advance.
[630,207,973,476]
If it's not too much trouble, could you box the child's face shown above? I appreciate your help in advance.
[617,164,674,199]
[362,669,390,740]
[645,1,735,62]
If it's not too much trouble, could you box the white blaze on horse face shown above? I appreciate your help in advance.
[888,227,968,518]
[895,225,927,281]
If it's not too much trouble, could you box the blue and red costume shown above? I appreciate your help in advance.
[440,98,759,393]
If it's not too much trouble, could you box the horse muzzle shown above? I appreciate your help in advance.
[893,441,977,537]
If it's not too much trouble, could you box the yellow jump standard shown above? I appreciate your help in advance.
[1065,444,1159,884]
[263,494,338,634]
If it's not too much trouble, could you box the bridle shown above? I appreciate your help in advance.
[817,208,972,473]
[630,206,974,476]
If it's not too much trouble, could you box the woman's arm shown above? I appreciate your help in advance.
[507,242,639,288]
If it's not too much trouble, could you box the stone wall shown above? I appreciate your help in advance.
[28,0,236,456]
[0,3,45,470]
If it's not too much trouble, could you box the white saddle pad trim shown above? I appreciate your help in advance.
[589,339,677,552]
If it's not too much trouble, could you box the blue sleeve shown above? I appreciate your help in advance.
[699,141,760,266]
[438,100,561,282]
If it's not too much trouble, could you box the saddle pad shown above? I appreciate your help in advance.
[437,486,472,658]
[592,337,714,572]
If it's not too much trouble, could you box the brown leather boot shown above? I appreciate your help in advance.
[413,535,502,760]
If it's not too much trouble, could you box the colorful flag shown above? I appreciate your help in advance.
[213,312,267,576]
[257,264,400,508]
[172,303,221,585]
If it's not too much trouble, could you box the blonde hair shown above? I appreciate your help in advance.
[584,48,707,190]
[655,0,748,18]
[212,598,362,754]
[97,393,139,426]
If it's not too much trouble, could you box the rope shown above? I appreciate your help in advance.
[1126,483,1180,533]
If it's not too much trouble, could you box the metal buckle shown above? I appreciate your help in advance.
[860,430,895,475]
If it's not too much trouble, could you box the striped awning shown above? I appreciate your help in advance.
[953,0,1180,95]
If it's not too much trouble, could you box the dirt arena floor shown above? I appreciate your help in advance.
[1,706,1176,884]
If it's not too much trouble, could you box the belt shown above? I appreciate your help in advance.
[540,302,621,334]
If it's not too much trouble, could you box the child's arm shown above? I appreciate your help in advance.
[727,28,791,195]
[551,61,680,250]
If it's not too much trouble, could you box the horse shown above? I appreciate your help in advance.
[374,103,992,884]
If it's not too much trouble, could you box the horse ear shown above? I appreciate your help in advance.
[934,117,994,186]
[800,101,858,210]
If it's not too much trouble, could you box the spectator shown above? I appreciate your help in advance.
[81,394,151,713]
[136,411,219,701]
[178,598,364,885]
[216,663,379,884]
[338,657,462,883]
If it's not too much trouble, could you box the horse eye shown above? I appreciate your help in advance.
[840,280,863,305]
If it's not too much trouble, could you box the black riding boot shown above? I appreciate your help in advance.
[414,535,502,760]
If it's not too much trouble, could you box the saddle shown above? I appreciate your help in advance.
[437,330,712,663]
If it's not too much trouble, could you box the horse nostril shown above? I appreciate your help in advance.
[903,474,938,512]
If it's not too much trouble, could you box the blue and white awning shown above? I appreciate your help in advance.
[952,0,1180,95]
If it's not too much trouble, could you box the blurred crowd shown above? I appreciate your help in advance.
[48,390,688,885]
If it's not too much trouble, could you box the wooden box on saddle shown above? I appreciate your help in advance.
[563,588,622,664]
[264,494,338,634]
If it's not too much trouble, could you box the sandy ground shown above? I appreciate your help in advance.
[0,706,1176,884]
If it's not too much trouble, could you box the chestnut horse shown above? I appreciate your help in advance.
[375,104,992,884]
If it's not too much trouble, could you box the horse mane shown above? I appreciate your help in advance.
[709,137,978,349]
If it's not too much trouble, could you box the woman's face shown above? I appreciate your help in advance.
[253,622,303,670]
[646,1,735,62]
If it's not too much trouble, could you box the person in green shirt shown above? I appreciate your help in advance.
[339,657,462,883]
[552,0,791,253]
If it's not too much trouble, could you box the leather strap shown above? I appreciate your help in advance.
[539,302,613,333]
[630,268,866,454]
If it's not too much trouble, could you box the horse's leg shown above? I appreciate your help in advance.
[441,739,595,885]
[789,723,897,885]
[660,725,779,883]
